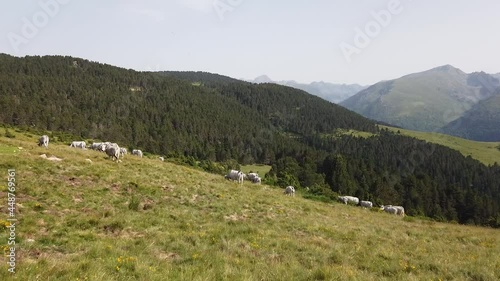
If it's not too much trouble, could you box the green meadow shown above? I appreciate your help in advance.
[0,129,498,280]
[381,126,500,166]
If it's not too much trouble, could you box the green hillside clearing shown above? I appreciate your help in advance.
[381,126,500,165]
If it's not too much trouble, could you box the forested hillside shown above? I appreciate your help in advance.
[1,54,499,227]
[441,89,500,141]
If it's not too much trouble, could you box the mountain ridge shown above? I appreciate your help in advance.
[248,75,366,103]
[341,65,500,139]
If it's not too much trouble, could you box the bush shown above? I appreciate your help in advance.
[4,129,15,138]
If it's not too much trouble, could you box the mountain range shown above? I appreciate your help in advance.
[249,75,366,103]
[340,65,500,141]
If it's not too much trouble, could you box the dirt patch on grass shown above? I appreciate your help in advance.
[157,251,181,261]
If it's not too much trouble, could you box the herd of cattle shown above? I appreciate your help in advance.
[224,169,262,184]
[337,195,405,216]
[38,135,405,217]
[37,135,144,161]
[224,170,404,216]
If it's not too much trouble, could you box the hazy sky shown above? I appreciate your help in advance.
[1,0,499,85]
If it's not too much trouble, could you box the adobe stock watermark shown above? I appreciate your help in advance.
[213,0,244,21]
[7,0,72,54]
[339,0,412,63]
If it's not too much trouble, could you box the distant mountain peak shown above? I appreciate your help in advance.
[249,75,366,103]
[253,75,273,83]
[430,64,463,73]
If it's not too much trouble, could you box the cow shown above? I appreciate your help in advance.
[70,141,86,149]
[38,135,49,148]
[284,186,295,196]
[159,156,164,162]
[90,142,103,151]
[120,147,127,157]
[225,170,245,184]
[105,144,120,161]
[247,173,259,182]
[393,206,405,217]
[359,200,373,208]
[252,176,261,184]
[380,205,405,217]
[132,149,143,158]
[338,196,359,205]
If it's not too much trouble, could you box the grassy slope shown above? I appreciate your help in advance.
[382,126,500,165]
[0,130,499,280]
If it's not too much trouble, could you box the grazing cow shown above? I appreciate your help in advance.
[338,196,359,205]
[105,144,120,161]
[393,206,405,217]
[132,149,143,158]
[225,170,245,184]
[38,135,49,148]
[159,156,164,162]
[120,147,127,157]
[284,186,295,196]
[70,141,86,149]
[90,142,103,151]
[237,172,244,184]
[380,205,405,217]
[252,176,261,184]
[359,200,373,208]
[247,173,259,182]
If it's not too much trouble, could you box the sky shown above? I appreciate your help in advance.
[1,0,499,85]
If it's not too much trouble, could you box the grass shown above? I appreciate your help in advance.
[381,125,500,165]
[240,164,272,176]
[0,128,499,280]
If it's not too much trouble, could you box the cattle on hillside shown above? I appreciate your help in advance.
[338,196,359,205]
[132,149,143,158]
[359,200,373,208]
[380,205,405,217]
[105,144,121,161]
[70,141,86,149]
[284,186,295,196]
[225,170,245,184]
[38,135,49,148]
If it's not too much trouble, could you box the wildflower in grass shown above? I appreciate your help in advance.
[116,266,120,271]
[400,260,416,273]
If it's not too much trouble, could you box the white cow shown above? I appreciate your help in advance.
[393,206,405,217]
[159,156,164,162]
[380,205,405,217]
[90,142,100,150]
[38,135,49,148]
[338,196,359,205]
[105,144,120,161]
[132,149,143,158]
[120,147,127,157]
[247,173,259,182]
[70,141,86,149]
[284,186,295,196]
[225,170,244,184]
[359,200,373,208]
[252,176,261,184]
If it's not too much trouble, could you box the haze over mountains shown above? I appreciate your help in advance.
[249,75,366,104]
[340,65,500,141]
